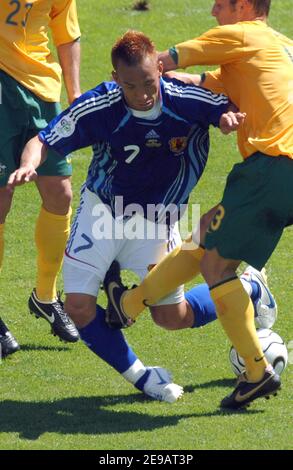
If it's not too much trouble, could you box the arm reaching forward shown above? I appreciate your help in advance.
[7,136,48,188]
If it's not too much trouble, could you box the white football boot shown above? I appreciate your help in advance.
[143,367,184,403]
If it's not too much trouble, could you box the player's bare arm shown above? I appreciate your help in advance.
[58,38,81,104]
[163,70,245,133]
[7,136,48,188]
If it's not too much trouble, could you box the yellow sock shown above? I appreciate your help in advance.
[35,207,72,302]
[123,236,204,320]
[210,278,268,382]
[0,223,4,272]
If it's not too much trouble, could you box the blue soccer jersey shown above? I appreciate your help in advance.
[39,78,228,220]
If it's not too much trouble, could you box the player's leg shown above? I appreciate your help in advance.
[0,189,20,356]
[34,174,72,301]
[143,220,214,330]
[65,292,182,402]
[202,153,288,408]
[151,269,277,330]
[62,188,145,383]
[104,206,277,331]
[113,216,184,401]
[103,207,219,327]
[202,250,269,378]
[63,188,183,402]
[0,71,25,355]
[150,284,217,330]
[0,188,13,273]
[65,293,143,378]
[30,174,78,342]
[25,98,78,342]
[121,240,204,319]
[201,249,280,408]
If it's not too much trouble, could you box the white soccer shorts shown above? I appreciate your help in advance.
[63,187,184,305]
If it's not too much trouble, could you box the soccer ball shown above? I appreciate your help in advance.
[229,328,288,376]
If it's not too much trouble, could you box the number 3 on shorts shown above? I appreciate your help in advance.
[210,205,225,231]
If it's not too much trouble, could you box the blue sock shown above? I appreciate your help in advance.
[186,279,259,328]
[185,284,217,328]
[78,304,137,373]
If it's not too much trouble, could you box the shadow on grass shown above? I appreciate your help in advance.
[184,377,236,393]
[0,393,262,440]
[19,344,70,353]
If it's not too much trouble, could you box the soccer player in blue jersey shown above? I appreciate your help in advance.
[8,31,266,402]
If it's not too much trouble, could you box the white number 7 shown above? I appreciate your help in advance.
[124,145,140,164]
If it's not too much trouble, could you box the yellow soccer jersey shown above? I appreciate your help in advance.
[0,0,80,102]
[176,21,293,159]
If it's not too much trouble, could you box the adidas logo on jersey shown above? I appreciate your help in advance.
[145,129,162,148]
[145,129,160,140]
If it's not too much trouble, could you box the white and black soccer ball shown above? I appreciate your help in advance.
[229,328,288,376]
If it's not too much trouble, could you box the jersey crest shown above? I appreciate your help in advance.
[169,137,188,155]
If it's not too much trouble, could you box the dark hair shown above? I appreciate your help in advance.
[230,0,271,16]
[111,30,156,69]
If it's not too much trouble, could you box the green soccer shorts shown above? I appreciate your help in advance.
[0,70,72,187]
[205,152,293,270]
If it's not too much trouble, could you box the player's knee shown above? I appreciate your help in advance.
[200,253,218,284]
[200,251,238,286]
[48,179,72,211]
[64,295,95,328]
[37,176,72,214]
[151,305,184,330]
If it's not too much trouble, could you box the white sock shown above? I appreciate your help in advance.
[122,359,147,384]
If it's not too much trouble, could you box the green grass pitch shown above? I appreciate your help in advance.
[0,0,292,450]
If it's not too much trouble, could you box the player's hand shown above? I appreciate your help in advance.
[7,164,37,188]
[220,111,246,134]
